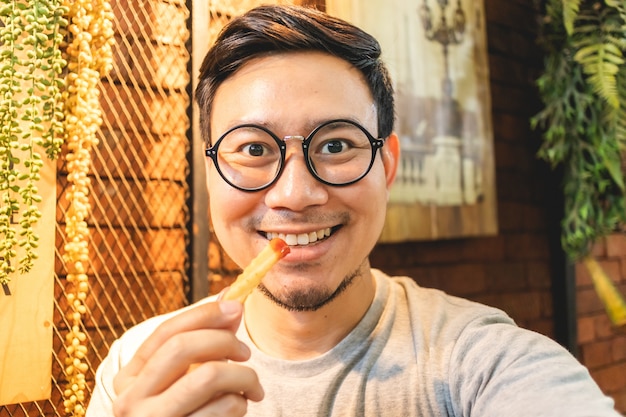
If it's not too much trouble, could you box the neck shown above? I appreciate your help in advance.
[243,268,376,360]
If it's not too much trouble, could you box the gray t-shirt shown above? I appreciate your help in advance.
[87,269,621,416]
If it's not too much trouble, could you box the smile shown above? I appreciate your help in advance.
[265,227,333,246]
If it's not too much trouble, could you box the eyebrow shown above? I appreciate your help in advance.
[228,116,368,136]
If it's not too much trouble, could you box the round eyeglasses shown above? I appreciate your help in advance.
[205,119,386,192]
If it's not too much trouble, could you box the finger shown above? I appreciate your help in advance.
[188,393,248,417]
[154,362,263,416]
[216,287,230,301]
[130,329,251,397]
[114,362,262,417]
[114,301,243,393]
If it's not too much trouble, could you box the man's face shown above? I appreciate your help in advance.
[207,51,398,309]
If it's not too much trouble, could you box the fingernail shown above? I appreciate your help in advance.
[219,300,241,316]
[239,341,251,356]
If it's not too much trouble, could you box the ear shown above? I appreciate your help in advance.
[381,132,400,189]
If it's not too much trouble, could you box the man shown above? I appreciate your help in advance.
[87,5,621,417]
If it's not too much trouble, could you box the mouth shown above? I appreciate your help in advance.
[263,226,339,246]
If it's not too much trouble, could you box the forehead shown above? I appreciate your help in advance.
[210,51,377,135]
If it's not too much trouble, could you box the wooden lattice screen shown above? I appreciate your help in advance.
[0,0,319,415]
[1,0,191,414]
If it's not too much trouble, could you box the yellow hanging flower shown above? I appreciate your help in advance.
[61,0,113,415]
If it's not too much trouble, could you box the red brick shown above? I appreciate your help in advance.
[526,261,552,290]
[590,237,608,258]
[404,266,441,289]
[489,291,543,322]
[100,82,189,136]
[595,260,622,287]
[595,314,618,340]
[435,264,487,296]
[93,131,188,181]
[458,236,506,262]
[612,335,626,362]
[581,340,613,368]
[522,203,548,231]
[503,233,551,261]
[590,363,626,394]
[619,260,626,284]
[577,315,596,344]
[612,390,626,415]
[490,112,531,142]
[612,259,626,283]
[57,177,186,228]
[525,318,554,338]
[576,261,593,288]
[484,0,536,33]
[496,200,524,232]
[606,233,626,259]
[540,292,553,318]
[577,287,606,315]
[585,259,626,307]
[484,261,527,292]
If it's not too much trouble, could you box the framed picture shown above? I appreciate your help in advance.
[327,0,497,242]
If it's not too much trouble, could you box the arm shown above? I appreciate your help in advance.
[449,318,620,417]
[86,300,263,417]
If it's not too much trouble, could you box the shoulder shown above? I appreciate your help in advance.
[373,269,515,333]
[372,270,619,415]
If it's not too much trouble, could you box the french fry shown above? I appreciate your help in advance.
[222,238,290,302]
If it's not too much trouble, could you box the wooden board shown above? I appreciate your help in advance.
[0,156,55,405]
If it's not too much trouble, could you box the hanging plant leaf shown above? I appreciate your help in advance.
[534,0,626,326]
[562,0,582,34]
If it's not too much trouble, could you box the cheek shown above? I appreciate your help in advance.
[208,175,255,233]
[357,167,389,230]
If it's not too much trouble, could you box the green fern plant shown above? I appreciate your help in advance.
[532,0,626,326]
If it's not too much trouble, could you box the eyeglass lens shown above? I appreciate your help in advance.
[213,120,376,190]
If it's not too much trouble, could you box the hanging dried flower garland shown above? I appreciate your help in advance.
[61,0,113,415]
[0,0,67,286]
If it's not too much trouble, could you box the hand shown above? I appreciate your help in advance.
[112,300,264,416]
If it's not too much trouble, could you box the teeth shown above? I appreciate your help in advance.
[297,234,309,245]
[267,227,332,246]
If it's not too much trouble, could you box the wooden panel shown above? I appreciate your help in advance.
[0,155,55,405]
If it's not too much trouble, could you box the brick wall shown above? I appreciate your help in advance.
[205,0,625,413]
[576,234,626,412]
[374,1,626,413]
[371,0,555,335]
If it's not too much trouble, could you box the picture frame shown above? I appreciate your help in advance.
[327,0,497,242]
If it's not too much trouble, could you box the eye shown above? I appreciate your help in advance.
[320,139,350,154]
[243,143,268,157]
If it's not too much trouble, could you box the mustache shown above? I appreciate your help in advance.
[246,210,350,230]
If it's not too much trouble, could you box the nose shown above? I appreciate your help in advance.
[264,141,328,211]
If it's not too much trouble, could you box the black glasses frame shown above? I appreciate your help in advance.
[205,119,386,192]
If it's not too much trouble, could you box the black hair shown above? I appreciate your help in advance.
[195,4,395,144]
